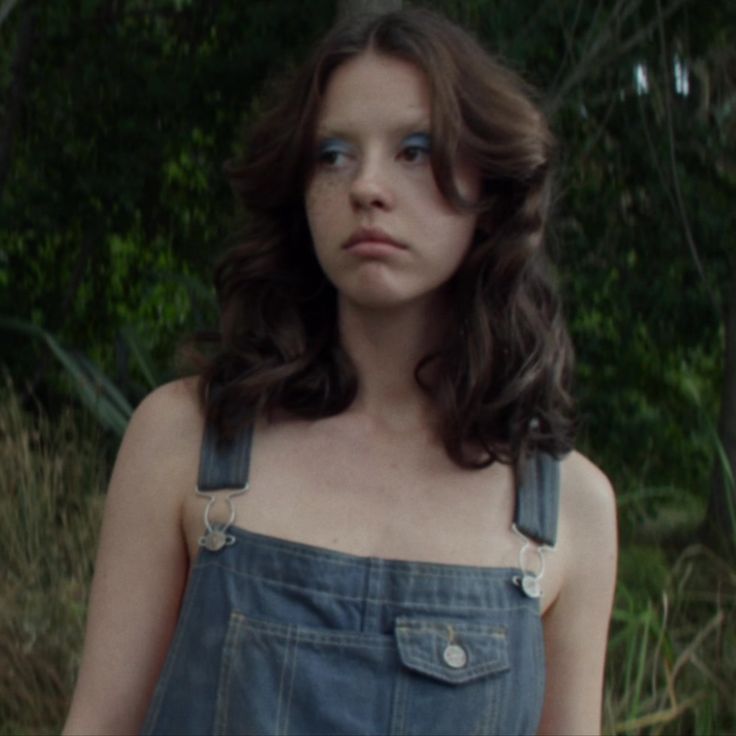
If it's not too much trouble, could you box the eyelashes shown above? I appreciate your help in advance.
[400,133,432,161]
[316,138,353,167]
[314,132,432,169]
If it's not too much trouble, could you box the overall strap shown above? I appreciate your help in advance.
[513,453,560,547]
[197,421,253,491]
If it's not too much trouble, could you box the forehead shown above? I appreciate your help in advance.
[316,52,431,131]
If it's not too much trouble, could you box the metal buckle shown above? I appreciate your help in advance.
[510,523,553,599]
[196,483,249,552]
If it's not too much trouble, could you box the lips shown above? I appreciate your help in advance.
[342,227,407,251]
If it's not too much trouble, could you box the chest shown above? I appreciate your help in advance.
[183,418,524,564]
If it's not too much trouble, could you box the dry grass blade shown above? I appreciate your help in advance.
[607,543,735,735]
[670,611,724,683]
[614,693,708,733]
[0,380,107,733]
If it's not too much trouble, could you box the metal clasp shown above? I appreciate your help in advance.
[196,484,249,552]
[510,523,553,599]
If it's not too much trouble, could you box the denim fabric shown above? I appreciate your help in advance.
[141,527,546,736]
[141,421,557,735]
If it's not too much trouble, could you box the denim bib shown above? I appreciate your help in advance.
[141,423,559,736]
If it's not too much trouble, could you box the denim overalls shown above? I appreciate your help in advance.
[141,422,559,736]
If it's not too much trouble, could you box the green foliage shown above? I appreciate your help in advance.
[0,316,164,435]
[0,0,336,392]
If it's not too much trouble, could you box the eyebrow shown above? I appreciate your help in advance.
[315,117,431,140]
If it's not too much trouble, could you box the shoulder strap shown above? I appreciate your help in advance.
[197,421,253,491]
[513,453,560,547]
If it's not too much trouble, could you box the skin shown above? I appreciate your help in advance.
[64,52,617,736]
[305,52,480,315]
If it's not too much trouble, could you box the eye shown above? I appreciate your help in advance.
[315,138,353,168]
[399,132,431,163]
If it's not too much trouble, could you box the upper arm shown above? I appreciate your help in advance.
[64,380,203,736]
[537,453,618,736]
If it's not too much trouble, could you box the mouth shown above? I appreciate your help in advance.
[342,227,407,251]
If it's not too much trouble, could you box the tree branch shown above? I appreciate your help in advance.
[655,0,721,314]
[548,0,587,92]
[548,0,691,114]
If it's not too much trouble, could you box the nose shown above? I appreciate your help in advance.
[349,155,395,211]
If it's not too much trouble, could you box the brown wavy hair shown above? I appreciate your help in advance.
[197,7,575,471]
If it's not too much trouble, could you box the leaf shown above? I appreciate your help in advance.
[0,317,132,436]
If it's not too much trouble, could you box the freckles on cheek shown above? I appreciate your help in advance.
[306,177,342,231]
[307,176,342,205]
[304,181,331,240]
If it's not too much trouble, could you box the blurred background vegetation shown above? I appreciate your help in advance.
[1,0,734,733]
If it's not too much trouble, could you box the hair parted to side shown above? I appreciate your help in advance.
[197,7,576,470]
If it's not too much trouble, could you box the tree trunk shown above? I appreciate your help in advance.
[0,0,37,207]
[337,0,402,19]
[706,259,736,551]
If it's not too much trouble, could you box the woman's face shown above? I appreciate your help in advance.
[305,51,480,312]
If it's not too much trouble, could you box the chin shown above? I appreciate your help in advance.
[331,271,450,314]
[340,287,446,314]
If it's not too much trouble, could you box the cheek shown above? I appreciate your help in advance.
[305,178,342,240]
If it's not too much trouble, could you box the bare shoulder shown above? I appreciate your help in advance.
[555,450,618,592]
[102,375,205,552]
[122,378,204,463]
[63,378,206,733]
[106,377,204,518]
[559,450,617,538]
[128,376,203,446]
[537,461,617,733]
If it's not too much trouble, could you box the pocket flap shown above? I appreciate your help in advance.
[394,617,510,685]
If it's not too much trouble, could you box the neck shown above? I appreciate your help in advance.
[338,296,449,433]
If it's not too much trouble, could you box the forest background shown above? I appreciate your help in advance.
[0,0,734,733]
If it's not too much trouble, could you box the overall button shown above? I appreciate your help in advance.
[442,643,468,669]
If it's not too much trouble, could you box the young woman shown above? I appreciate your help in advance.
[64,8,617,736]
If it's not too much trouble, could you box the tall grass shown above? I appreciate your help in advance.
[605,545,736,734]
[0,383,734,734]
[0,382,106,735]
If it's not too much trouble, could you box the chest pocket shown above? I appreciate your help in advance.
[392,617,512,735]
[213,611,524,736]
